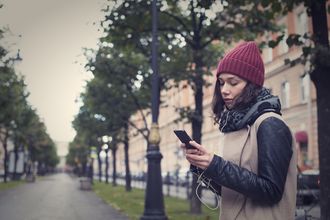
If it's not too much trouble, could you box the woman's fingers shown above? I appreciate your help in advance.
[189,141,207,152]
[181,140,213,169]
[180,143,186,149]
[186,149,199,154]
[186,152,206,161]
[189,141,200,149]
[186,150,214,170]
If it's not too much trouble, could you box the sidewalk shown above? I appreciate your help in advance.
[0,173,129,220]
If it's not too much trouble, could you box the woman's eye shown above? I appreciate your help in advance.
[230,81,238,86]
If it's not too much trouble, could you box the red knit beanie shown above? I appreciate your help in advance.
[216,41,264,86]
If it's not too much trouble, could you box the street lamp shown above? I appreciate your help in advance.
[89,146,97,184]
[97,137,103,182]
[140,0,167,219]
[102,143,110,184]
[101,135,112,184]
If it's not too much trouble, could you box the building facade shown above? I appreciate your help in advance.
[0,131,15,177]
[55,141,69,172]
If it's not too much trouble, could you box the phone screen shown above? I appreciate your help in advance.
[173,130,196,149]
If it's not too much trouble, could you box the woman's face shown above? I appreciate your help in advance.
[218,73,247,109]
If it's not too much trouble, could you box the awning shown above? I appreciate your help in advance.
[295,131,308,143]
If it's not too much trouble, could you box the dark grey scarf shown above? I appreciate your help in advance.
[219,88,281,133]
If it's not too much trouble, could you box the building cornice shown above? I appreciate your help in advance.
[265,56,302,79]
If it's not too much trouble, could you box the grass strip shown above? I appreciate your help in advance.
[93,182,219,220]
[0,180,23,191]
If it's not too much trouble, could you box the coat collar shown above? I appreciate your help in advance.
[219,88,281,133]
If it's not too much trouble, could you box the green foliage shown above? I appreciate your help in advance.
[69,45,153,168]
[68,105,107,167]
[312,44,330,69]
[78,43,153,141]
[0,67,27,128]
[97,0,282,125]
[66,137,90,167]
[0,63,58,170]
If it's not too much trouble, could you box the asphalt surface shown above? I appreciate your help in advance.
[0,173,129,220]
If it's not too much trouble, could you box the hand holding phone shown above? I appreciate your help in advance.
[173,130,196,149]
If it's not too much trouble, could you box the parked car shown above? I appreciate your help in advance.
[296,167,320,206]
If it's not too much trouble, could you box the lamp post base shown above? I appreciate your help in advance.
[140,148,168,220]
[140,215,168,220]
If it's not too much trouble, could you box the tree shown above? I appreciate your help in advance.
[1,6,57,178]
[71,104,107,177]
[0,67,27,181]
[83,48,151,190]
[308,2,330,217]
[0,67,58,179]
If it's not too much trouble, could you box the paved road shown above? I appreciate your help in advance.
[0,173,129,220]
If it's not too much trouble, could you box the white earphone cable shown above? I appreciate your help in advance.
[195,171,220,210]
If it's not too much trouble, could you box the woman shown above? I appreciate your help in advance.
[182,41,297,220]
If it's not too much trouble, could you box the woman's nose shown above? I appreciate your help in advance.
[221,84,230,95]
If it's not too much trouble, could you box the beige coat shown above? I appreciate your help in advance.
[219,112,297,220]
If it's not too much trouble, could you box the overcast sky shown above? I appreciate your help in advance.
[0,0,106,142]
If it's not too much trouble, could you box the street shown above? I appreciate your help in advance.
[0,173,129,220]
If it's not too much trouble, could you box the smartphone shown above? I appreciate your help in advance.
[173,130,196,149]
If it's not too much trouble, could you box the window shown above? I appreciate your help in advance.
[278,28,289,55]
[296,11,308,36]
[263,32,273,63]
[281,81,290,108]
[300,74,310,103]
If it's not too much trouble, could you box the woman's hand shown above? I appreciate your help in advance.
[181,141,214,170]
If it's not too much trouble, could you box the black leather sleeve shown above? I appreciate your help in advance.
[190,165,222,195]
[202,117,293,204]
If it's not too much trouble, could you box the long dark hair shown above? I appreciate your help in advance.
[211,79,262,124]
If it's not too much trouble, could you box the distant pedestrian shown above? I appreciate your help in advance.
[181,41,297,220]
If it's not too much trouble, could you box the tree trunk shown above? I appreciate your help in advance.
[2,131,9,183]
[310,1,330,219]
[124,123,132,191]
[112,146,117,186]
[13,145,18,180]
[97,148,102,182]
[82,161,87,177]
[90,158,94,184]
[314,78,330,220]
[190,61,204,214]
[105,148,109,184]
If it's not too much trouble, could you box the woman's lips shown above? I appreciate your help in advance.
[224,99,233,104]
